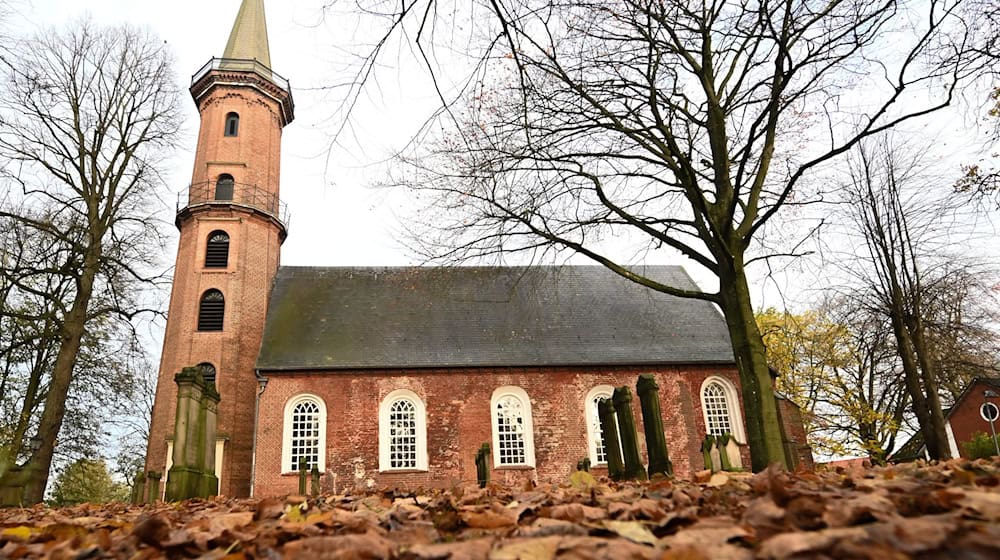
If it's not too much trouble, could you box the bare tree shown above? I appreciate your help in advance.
[0,20,181,502]
[344,0,994,469]
[837,137,993,459]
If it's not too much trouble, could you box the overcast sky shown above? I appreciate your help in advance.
[8,0,998,310]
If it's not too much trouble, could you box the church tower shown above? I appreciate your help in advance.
[146,0,293,497]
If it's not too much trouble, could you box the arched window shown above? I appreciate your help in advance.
[585,385,616,466]
[204,231,230,268]
[215,174,234,201]
[197,362,216,387]
[700,376,747,444]
[378,389,428,471]
[224,112,239,137]
[491,386,536,467]
[197,289,225,331]
[282,394,327,472]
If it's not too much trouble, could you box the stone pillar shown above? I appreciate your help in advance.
[612,386,647,481]
[475,443,490,488]
[701,435,715,471]
[0,467,29,507]
[597,399,625,481]
[199,383,220,498]
[636,374,673,478]
[298,457,308,495]
[717,434,733,471]
[311,466,321,497]
[146,471,161,503]
[130,471,146,504]
[166,367,203,501]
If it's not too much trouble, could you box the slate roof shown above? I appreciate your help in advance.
[255,265,734,371]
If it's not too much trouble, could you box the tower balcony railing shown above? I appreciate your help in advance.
[177,181,290,230]
[191,57,290,92]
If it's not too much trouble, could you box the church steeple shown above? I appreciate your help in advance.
[145,0,293,498]
[223,0,272,68]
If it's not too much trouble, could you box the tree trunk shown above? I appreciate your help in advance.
[885,296,949,460]
[908,314,952,459]
[22,248,99,504]
[717,262,788,471]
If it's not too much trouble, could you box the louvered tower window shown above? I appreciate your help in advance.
[197,362,217,387]
[224,112,239,137]
[215,174,234,201]
[205,231,230,268]
[197,289,225,331]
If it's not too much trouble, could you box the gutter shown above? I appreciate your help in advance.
[249,370,268,497]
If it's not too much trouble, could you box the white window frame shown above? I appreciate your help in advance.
[699,376,747,444]
[281,394,327,474]
[491,386,536,468]
[585,385,616,466]
[378,388,429,472]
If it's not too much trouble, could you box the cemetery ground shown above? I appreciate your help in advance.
[3,459,1000,559]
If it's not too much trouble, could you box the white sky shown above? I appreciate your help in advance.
[7,0,998,312]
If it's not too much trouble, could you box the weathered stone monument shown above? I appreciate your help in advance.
[146,471,161,503]
[475,443,491,488]
[612,386,647,481]
[597,398,625,480]
[636,374,673,478]
[165,366,220,501]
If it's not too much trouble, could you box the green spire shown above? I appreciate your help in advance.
[222,0,271,68]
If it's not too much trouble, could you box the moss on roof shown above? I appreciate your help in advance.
[256,265,734,371]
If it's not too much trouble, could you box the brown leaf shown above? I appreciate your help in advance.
[281,531,393,559]
[555,535,660,559]
[757,526,868,559]
[131,515,171,548]
[404,537,494,559]
[516,518,588,538]
[491,536,561,560]
[548,503,607,523]
[601,520,657,546]
[461,504,519,529]
[823,491,895,527]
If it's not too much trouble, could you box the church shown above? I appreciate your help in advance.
[145,0,801,498]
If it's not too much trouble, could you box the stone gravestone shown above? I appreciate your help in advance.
[724,434,743,470]
[636,374,673,478]
[612,386,647,481]
[475,443,491,488]
[597,399,625,481]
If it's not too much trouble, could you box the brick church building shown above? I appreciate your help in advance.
[145,0,793,498]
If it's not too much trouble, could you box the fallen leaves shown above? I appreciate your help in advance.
[3,457,1000,558]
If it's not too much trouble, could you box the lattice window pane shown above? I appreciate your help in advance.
[389,399,417,469]
[496,395,526,465]
[703,383,733,436]
[290,401,320,471]
[592,396,609,464]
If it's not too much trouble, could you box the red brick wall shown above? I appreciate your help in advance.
[252,365,745,496]
[948,381,1000,455]
[145,74,287,498]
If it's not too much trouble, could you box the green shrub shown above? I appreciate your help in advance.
[961,432,1000,460]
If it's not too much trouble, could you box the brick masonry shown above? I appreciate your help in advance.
[252,365,752,496]
[948,379,1000,455]
[144,71,288,498]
